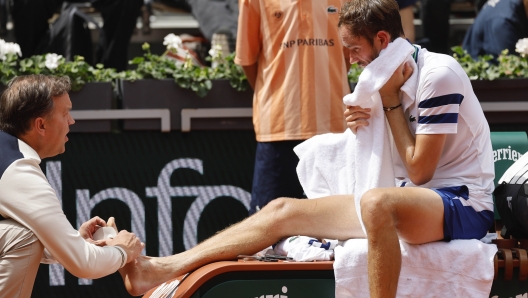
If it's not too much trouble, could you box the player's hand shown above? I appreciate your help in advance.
[344,105,371,133]
[379,61,413,107]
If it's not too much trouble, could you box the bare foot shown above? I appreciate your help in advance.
[119,255,174,296]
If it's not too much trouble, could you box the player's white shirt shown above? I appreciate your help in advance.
[394,46,495,213]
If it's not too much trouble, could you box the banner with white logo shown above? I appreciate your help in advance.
[33,130,256,298]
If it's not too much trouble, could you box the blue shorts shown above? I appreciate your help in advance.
[431,185,494,241]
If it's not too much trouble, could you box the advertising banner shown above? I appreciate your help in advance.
[32,130,256,297]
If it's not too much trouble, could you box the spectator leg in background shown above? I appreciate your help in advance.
[91,0,143,71]
[0,0,7,37]
[421,0,452,54]
[11,0,62,58]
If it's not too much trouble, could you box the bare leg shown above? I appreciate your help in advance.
[119,195,365,296]
[360,187,444,298]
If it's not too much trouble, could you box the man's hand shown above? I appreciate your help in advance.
[79,216,107,246]
[344,105,371,133]
[80,216,144,263]
[379,61,413,107]
[106,230,144,263]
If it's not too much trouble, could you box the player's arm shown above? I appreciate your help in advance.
[380,62,447,185]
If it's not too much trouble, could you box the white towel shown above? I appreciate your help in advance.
[334,239,497,298]
[342,37,418,232]
[294,39,497,297]
[272,236,339,262]
[294,131,355,198]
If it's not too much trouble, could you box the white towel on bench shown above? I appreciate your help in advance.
[334,239,497,297]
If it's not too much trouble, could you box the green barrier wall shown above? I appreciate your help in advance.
[490,132,528,219]
[201,279,335,298]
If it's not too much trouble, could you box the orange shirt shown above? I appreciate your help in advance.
[235,0,350,142]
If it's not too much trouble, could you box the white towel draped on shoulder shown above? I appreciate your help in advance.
[294,38,497,297]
